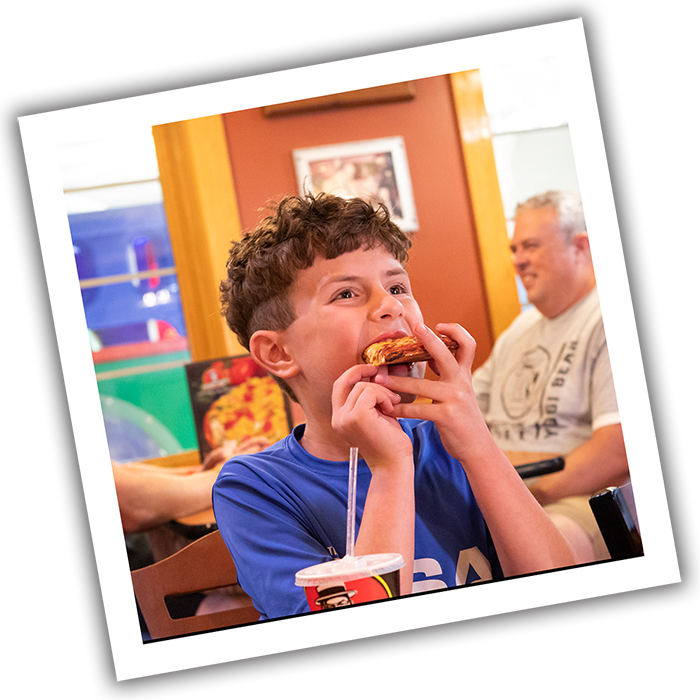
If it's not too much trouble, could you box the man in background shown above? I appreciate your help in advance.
[472,190,629,562]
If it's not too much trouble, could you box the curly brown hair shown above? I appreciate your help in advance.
[219,192,413,401]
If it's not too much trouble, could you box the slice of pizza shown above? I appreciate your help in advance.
[362,333,459,366]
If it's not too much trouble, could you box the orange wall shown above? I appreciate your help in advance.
[222,75,493,367]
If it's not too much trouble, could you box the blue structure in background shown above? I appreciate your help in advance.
[70,202,187,345]
[69,203,195,460]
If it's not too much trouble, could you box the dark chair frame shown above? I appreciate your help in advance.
[589,481,643,560]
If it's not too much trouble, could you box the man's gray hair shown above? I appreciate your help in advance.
[516,190,586,243]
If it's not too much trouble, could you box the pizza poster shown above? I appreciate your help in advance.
[185,354,294,462]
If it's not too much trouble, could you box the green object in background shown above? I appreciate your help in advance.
[100,395,183,457]
[96,351,198,458]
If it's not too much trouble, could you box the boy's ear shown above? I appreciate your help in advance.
[249,330,300,379]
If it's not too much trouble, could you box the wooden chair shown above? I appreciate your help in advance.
[589,481,643,560]
[131,530,260,640]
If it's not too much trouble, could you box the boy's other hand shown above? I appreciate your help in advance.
[374,323,491,464]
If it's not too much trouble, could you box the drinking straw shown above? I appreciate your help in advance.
[346,447,359,558]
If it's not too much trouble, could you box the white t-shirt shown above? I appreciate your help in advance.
[472,288,619,456]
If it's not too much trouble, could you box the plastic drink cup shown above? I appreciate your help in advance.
[295,553,404,611]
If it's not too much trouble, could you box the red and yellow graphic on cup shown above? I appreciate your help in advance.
[295,553,404,611]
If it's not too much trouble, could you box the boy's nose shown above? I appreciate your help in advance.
[371,289,404,320]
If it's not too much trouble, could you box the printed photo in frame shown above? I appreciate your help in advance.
[185,354,294,463]
[292,136,419,232]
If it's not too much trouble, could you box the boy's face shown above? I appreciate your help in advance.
[283,245,426,407]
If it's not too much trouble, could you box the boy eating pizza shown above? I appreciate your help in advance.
[213,192,574,620]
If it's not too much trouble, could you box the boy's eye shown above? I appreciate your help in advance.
[389,283,408,295]
[333,289,355,300]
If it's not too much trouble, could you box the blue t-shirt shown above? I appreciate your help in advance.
[212,419,502,620]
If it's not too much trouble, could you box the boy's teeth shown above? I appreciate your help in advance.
[388,362,414,376]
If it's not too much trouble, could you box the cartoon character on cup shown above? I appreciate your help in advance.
[312,582,358,609]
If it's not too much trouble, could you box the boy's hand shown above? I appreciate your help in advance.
[334,367,417,597]
[331,363,412,468]
[374,322,490,464]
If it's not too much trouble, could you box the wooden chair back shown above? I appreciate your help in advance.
[131,530,260,640]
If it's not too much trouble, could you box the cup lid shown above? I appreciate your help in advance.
[295,553,404,587]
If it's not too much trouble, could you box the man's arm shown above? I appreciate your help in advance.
[114,437,271,533]
[113,463,218,534]
[527,423,629,505]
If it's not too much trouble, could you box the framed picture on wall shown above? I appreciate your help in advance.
[292,136,419,232]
